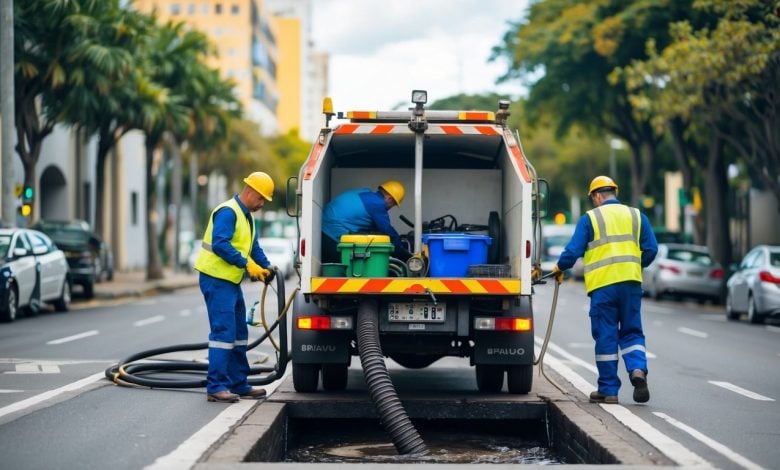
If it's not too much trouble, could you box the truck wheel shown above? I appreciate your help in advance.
[476,364,504,392]
[488,211,500,264]
[293,363,319,392]
[507,364,533,394]
[83,280,94,299]
[321,364,348,391]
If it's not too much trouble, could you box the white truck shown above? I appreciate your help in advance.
[287,90,546,394]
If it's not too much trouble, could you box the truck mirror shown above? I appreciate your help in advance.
[286,176,301,217]
[534,179,549,219]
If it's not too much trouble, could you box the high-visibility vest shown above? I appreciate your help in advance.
[583,204,642,293]
[194,198,254,283]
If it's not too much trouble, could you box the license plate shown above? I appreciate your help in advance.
[388,303,446,322]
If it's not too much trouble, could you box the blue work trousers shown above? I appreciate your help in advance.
[589,282,648,396]
[200,273,252,395]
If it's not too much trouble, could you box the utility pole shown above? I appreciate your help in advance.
[1,0,16,227]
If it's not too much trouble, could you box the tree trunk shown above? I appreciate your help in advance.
[94,129,114,238]
[703,134,732,272]
[145,136,164,280]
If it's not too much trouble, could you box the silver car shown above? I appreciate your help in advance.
[726,245,780,324]
[642,243,725,303]
[0,228,71,322]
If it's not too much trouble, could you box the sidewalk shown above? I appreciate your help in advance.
[91,268,199,300]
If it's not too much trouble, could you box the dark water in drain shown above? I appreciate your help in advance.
[285,419,563,464]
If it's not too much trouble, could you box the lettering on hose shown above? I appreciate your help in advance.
[486,348,526,356]
[301,344,336,352]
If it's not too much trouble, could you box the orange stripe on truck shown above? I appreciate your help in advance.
[311,278,520,295]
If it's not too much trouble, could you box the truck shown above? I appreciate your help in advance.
[287,90,546,394]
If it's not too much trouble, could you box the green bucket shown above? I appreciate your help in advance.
[321,263,347,277]
[337,234,393,277]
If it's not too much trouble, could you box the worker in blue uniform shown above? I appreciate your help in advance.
[321,180,411,262]
[553,176,657,404]
[194,172,276,403]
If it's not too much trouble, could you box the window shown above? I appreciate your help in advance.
[201,2,208,14]
[231,4,239,14]
[215,3,222,14]
[15,233,31,252]
[131,192,139,226]
[188,3,196,14]
[170,3,181,14]
[28,232,51,254]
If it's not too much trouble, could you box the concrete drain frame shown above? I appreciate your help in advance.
[197,368,673,468]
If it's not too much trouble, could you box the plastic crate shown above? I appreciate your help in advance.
[422,233,492,277]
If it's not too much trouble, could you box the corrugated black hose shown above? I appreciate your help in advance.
[105,270,290,388]
[357,299,429,455]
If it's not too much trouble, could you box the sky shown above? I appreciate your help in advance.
[309,0,530,111]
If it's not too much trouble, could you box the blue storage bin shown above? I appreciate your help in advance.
[423,233,492,277]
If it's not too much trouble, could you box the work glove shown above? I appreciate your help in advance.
[263,266,277,285]
[531,266,542,283]
[552,265,565,285]
[245,258,266,281]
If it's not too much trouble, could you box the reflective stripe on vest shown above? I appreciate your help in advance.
[193,198,254,283]
[583,204,642,293]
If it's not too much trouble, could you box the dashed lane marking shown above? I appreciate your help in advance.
[46,330,99,345]
[708,381,774,402]
[179,309,192,317]
[0,390,23,394]
[677,327,708,338]
[0,372,104,420]
[134,315,165,327]
[654,412,766,470]
[6,364,60,374]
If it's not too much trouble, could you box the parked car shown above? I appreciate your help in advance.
[540,223,584,279]
[0,228,71,322]
[259,237,296,280]
[642,243,724,303]
[31,220,113,298]
[726,245,780,324]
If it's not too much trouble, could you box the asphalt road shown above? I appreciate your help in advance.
[532,278,780,470]
[0,282,288,470]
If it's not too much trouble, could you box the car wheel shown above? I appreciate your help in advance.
[1,284,18,323]
[507,364,533,394]
[293,363,319,392]
[321,364,348,391]
[725,292,740,320]
[650,276,662,300]
[476,364,504,393]
[83,280,95,299]
[747,294,764,324]
[54,278,72,312]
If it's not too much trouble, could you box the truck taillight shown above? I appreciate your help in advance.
[526,240,531,258]
[474,317,532,332]
[296,315,353,330]
[300,238,305,257]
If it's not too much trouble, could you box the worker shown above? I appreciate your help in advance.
[321,180,411,262]
[553,176,657,404]
[194,171,277,403]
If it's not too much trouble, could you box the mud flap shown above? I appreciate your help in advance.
[473,330,534,365]
[291,291,350,364]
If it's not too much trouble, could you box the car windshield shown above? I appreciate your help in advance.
[667,249,713,266]
[0,235,10,258]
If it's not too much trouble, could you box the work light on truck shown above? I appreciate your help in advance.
[297,315,353,330]
[411,89,427,104]
[474,317,532,332]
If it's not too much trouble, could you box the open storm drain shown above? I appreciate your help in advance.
[283,419,564,464]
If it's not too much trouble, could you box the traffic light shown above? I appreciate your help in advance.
[23,186,33,200]
[553,212,567,225]
[20,204,32,217]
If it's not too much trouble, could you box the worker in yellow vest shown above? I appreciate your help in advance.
[194,172,276,403]
[553,176,658,404]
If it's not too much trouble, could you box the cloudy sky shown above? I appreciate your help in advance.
[310,0,530,110]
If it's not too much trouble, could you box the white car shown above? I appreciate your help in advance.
[0,228,71,322]
[259,237,296,280]
[540,223,584,278]
[726,245,780,323]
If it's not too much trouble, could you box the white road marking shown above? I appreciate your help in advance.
[677,327,708,338]
[134,315,165,327]
[566,342,592,349]
[145,368,290,470]
[0,372,104,420]
[46,330,99,345]
[646,304,676,314]
[654,412,766,470]
[0,390,23,394]
[766,325,780,333]
[6,363,60,374]
[179,309,192,317]
[708,381,774,402]
[541,352,710,467]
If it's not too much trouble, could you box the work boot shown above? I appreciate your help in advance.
[630,369,650,403]
[207,390,239,403]
[237,387,267,400]
[589,391,619,404]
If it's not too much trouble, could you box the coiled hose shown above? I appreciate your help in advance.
[105,271,294,388]
[357,299,428,455]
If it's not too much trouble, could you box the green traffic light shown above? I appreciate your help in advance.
[23,186,33,199]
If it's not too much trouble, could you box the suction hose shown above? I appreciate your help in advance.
[105,270,294,388]
[356,299,428,455]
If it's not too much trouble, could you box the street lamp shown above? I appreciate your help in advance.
[608,138,624,178]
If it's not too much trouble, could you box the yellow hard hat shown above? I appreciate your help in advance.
[243,172,274,201]
[379,180,405,206]
[588,175,618,196]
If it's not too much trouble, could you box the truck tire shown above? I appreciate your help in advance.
[83,280,94,299]
[488,211,500,264]
[321,364,348,391]
[507,364,533,394]
[293,363,319,392]
[476,364,504,392]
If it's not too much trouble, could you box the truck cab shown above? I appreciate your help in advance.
[288,91,544,394]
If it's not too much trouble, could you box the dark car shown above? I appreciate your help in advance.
[31,220,113,298]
